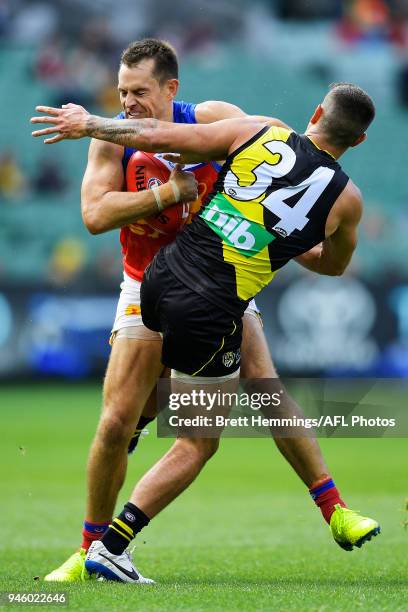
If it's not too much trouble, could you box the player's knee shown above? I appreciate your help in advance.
[195,438,219,463]
[176,437,219,466]
[97,411,134,449]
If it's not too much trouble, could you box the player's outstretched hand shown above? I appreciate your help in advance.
[31,103,90,144]
[169,164,198,203]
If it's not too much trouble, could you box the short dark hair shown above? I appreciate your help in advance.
[320,83,376,147]
[120,38,178,83]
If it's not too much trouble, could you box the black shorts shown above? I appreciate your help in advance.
[141,251,242,377]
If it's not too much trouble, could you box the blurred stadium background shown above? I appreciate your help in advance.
[1,0,408,380]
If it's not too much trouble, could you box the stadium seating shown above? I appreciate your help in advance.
[1,40,406,285]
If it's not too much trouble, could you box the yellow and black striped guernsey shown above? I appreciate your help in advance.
[166,125,349,316]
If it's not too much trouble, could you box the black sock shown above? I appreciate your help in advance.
[128,416,156,454]
[101,502,150,555]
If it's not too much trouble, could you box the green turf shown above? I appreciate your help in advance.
[1,384,407,611]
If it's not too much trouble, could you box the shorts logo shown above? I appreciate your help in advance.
[125,304,141,316]
[235,348,241,364]
[222,351,235,368]
[125,512,136,522]
[148,177,162,189]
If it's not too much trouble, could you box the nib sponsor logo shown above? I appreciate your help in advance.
[201,194,274,257]
[204,205,255,250]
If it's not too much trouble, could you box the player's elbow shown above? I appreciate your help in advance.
[82,204,104,235]
[327,267,345,277]
[85,222,102,235]
[323,262,348,276]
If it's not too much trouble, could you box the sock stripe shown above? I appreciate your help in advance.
[101,502,150,556]
[83,521,110,535]
[110,524,132,542]
[114,518,134,538]
[310,479,335,500]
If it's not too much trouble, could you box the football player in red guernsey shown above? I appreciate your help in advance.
[41,40,341,582]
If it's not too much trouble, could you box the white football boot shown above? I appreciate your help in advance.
[85,540,154,584]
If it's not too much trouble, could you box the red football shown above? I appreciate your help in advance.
[126,150,190,235]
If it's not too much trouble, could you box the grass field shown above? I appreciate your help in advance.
[1,383,407,611]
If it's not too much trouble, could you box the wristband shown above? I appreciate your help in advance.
[151,186,163,212]
[169,179,181,202]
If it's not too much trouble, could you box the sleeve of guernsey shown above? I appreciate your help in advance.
[173,100,197,124]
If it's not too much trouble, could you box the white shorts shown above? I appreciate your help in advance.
[111,272,260,341]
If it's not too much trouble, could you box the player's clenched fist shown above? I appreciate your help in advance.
[169,164,198,203]
[31,103,90,144]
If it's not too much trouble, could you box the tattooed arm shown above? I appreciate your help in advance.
[31,102,267,161]
[31,103,161,146]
